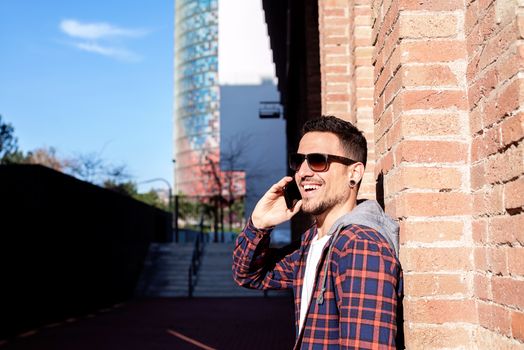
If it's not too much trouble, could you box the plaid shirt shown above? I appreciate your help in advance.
[232,219,403,349]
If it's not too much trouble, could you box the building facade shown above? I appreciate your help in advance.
[263,0,524,348]
[174,0,220,196]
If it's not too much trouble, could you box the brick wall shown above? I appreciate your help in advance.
[317,0,524,348]
[467,0,524,347]
[319,0,376,199]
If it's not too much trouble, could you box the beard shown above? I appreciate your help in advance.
[301,191,347,216]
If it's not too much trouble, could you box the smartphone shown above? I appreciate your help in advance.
[283,179,302,209]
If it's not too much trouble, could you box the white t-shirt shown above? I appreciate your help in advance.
[299,233,331,332]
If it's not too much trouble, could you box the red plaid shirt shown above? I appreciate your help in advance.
[232,220,403,349]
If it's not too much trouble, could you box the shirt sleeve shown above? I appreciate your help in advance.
[333,230,401,349]
[232,218,299,290]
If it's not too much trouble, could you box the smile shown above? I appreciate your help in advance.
[301,182,322,196]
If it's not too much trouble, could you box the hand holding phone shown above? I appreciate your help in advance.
[283,179,302,209]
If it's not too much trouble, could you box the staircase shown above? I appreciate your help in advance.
[136,241,291,298]
[135,242,193,297]
[192,242,289,297]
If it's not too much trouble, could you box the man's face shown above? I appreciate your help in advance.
[295,131,352,216]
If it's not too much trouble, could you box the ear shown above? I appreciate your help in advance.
[348,162,365,186]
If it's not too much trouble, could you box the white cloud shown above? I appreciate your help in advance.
[59,19,148,62]
[60,19,147,40]
[73,42,141,62]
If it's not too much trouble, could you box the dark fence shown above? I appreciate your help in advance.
[0,164,172,339]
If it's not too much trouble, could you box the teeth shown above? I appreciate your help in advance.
[303,184,320,191]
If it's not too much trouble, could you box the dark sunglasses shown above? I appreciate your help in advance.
[289,153,356,172]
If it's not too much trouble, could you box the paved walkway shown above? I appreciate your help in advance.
[0,297,296,350]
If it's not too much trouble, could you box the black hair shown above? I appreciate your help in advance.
[302,115,368,167]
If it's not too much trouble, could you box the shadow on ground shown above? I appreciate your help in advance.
[0,297,295,350]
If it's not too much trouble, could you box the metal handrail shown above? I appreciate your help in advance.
[188,216,205,297]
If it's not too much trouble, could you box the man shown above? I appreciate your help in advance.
[232,116,402,349]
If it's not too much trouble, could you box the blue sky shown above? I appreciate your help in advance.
[0,1,174,191]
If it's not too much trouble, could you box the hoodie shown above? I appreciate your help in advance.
[316,199,399,305]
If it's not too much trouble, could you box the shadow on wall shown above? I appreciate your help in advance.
[0,164,171,340]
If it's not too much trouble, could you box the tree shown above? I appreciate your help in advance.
[25,146,67,171]
[103,179,169,211]
[64,151,130,185]
[0,114,24,164]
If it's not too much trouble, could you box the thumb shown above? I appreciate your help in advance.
[289,199,303,216]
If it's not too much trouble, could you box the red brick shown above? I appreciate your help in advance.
[322,26,348,37]
[326,93,351,101]
[406,326,473,349]
[469,106,483,134]
[471,126,502,161]
[404,299,477,324]
[472,218,488,243]
[396,140,468,163]
[401,219,463,243]
[401,112,463,137]
[500,113,524,147]
[485,144,524,184]
[400,90,468,111]
[468,68,498,108]
[471,162,486,191]
[401,247,473,272]
[394,166,463,191]
[489,214,524,245]
[488,246,509,275]
[465,1,479,36]
[495,46,520,84]
[405,273,468,297]
[324,65,349,74]
[508,248,524,276]
[477,301,512,337]
[475,248,489,271]
[492,277,524,309]
[399,0,464,11]
[480,5,497,39]
[402,64,458,87]
[323,8,348,17]
[400,40,466,63]
[472,185,504,216]
[511,311,524,342]
[324,37,350,47]
[483,79,521,128]
[385,117,401,149]
[377,69,398,105]
[474,273,492,300]
[377,150,394,175]
[324,102,350,113]
[400,192,473,217]
[355,46,373,66]
[375,105,393,139]
[400,13,458,38]
[504,176,524,210]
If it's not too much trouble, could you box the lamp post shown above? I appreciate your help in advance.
[172,159,178,243]
[138,177,175,242]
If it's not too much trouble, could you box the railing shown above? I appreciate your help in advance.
[188,218,205,297]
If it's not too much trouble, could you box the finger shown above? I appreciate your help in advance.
[269,176,294,194]
[288,199,303,216]
[277,176,294,187]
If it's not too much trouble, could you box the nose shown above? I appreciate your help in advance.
[296,157,314,178]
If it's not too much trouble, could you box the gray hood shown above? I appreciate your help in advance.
[326,199,399,257]
[315,200,399,305]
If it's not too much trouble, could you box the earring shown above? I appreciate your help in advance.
[349,180,357,188]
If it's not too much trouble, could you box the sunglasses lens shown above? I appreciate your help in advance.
[307,153,328,171]
[289,154,305,171]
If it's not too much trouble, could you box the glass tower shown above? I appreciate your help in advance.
[174,0,219,196]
